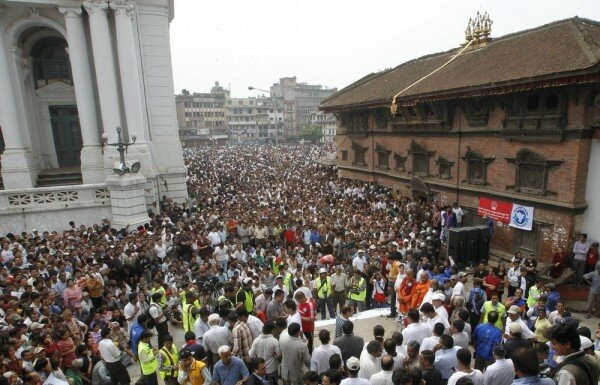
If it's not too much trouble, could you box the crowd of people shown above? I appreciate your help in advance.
[0,144,598,385]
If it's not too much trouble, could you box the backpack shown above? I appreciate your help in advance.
[143,303,160,329]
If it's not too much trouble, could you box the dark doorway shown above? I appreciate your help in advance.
[50,106,82,168]
[514,225,539,255]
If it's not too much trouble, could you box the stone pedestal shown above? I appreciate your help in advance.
[105,173,150,231]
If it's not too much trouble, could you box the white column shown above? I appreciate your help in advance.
[110,0,146,143]
[60,6,104,184]
[83,0,122,142]
[111,0,156,206]
[0,8,35,188]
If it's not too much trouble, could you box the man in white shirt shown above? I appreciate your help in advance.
[402,309,431,348]
[202,314,232,369]
[504,306,534,340]
[359,341,382,380]
[421,323,445,353]
[451,272,468,304]
[284,300,302,332]
[123,293,140,333]
[154,239,167,260]
[310,330,342,375]
[421,303,450,332]
[483,346,514,385]
[352,250,368,273]
[447,348,484,385]
[431,292,449,322]
[341,357,372,385]
[370,355,394,385]
[98,327,131,385]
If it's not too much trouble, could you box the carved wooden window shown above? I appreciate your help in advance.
[464,98,490,126]
[506,148,563,196]
[408,140,434,177]
[462,146,494,185]
[375,144,390,170]
[341,150,348,161]
[394,153,407,172]
[351,141,368,167]
[502,90,567,138]
[436,157,454,179]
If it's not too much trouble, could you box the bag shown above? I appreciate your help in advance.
[374,292,386,303]
[144,303,159,329]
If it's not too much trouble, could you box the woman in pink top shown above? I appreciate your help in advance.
[63,279,83,311]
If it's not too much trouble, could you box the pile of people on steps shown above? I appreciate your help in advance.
[0,144,598,385]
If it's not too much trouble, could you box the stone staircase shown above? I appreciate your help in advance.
[36,167,83,187]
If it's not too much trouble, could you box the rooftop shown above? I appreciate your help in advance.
[320,17,600,111]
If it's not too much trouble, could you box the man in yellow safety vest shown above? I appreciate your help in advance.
[157,334,179,385]
[314,268,335,320]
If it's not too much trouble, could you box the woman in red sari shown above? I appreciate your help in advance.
[549,247,567,278]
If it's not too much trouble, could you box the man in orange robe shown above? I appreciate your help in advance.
[397,268,416,314]
[410,271,431,310]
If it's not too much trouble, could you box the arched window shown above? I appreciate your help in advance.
[31,37,72,88]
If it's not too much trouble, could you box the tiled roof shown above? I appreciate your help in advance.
[320,17,600,111]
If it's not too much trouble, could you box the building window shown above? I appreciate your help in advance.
[436,156,454,179]
[351,141,368,167]
[413,154,429,175]
[375,144,390,170]
[506,148,563,196]
[462,146,494,185]
[341,150,348,161]
[464,98,490,127]
[408,140,434,177]
[502,90,567,136]
[394,153,407,172]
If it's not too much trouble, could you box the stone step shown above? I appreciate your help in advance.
[36,169,83,187]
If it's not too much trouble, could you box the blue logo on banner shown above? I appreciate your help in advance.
[512,206,529,227]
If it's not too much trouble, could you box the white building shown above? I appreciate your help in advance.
[311,111,337,143]
[582,135,600,243]
[0,0,187,233]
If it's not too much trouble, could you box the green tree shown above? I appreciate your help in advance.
[299,125,323,144]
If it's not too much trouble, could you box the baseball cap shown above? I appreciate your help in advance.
[509,323,522,333]
[34,347,45,354]
[357,249,365,253]
[208,314,220,323]
[179,348,192,359]
[243,278,253,285]
[346,356,360,370]
[507,305,520,315]
[319,268,327,274]
[457,272,467,278]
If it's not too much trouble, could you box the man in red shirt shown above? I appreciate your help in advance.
[294,291,316,354]
[482,267,502,298]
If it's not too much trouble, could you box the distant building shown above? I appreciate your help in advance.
[270,77,337,136]
[227,97,283,144]
[175,82,229,147]
[311,111,337,143]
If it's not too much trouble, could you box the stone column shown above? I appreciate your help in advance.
[0,8,35,188]
[60,6,104,184]
[83,0,122,143]
[111,0,157,204]
[110,0,146,143]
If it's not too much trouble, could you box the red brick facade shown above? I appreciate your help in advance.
[333,88,599,262]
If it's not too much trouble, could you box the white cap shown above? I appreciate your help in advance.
[346,356,360,370]
[580,336,593,350]
[432,293,446,302]
[319,268,327,274]
[208,314,220,323]
[243,277,253,285]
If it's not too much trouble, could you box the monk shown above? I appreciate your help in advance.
[411,271,431,310]
[398,268,416,314]
[549,247,567,278]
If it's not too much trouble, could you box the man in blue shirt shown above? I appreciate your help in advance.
[511,346,555,385]
[213,345,249,385]
[472,310,502,371]
[130,313,147,359]
[545,283,560,313]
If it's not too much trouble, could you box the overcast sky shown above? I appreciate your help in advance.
[170,1,600,98]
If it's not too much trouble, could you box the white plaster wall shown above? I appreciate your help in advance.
[582,138,600,243]
[0,205,112,234]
